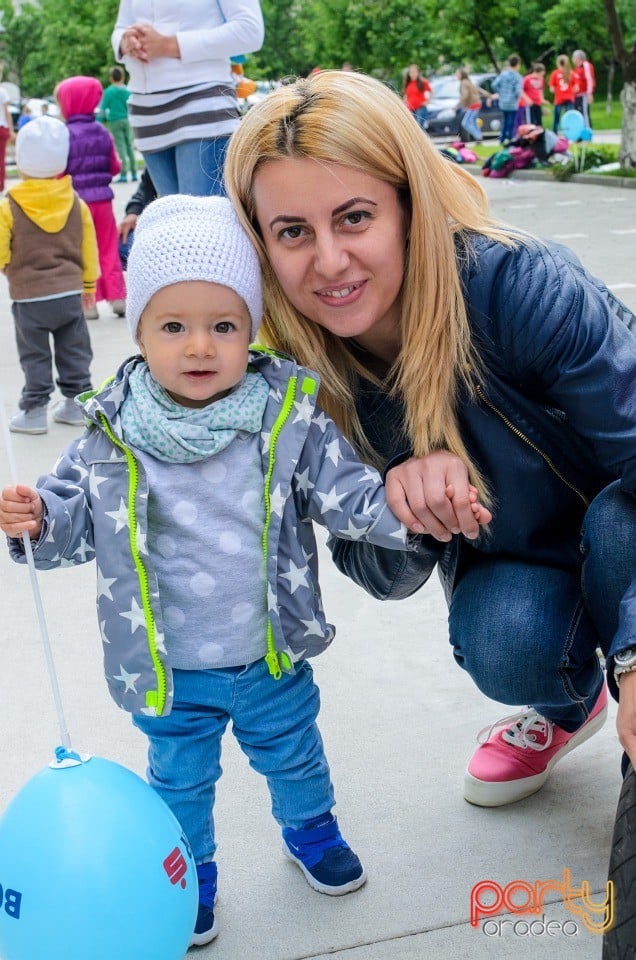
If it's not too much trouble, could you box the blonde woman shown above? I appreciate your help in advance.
[224,69,636,805]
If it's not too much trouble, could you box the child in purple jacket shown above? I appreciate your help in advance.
[56,75,126,320]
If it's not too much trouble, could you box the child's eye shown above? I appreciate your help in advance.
[215,321,236,334]
[163,321,184,333]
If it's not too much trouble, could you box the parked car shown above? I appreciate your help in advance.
[425,73,503,138]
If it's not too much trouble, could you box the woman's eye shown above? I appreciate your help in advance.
[343,210,370,227]
[279,225,305,241]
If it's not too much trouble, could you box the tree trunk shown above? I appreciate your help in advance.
[606,59,614,112]
[620,80,636,169]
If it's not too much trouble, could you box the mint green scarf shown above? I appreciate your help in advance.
[120,362,269,463]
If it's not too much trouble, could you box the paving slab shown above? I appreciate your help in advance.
[0,178,631,960]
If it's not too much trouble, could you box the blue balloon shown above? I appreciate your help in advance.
[579,127,593,141]
[559,109,585,140]
[0,753,197,960]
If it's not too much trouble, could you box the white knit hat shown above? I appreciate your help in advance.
[126,195,263,343]
[15,116,69,179]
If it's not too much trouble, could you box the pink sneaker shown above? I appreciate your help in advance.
[464,684,608,807]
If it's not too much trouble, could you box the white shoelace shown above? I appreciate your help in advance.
[477,708,554,751]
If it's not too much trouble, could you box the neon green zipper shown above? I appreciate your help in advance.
[98,414,167,715]
[261,373,317,678]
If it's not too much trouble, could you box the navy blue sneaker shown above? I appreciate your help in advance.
[190,861,218,947]
[282,813,367,895]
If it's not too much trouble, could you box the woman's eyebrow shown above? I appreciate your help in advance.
[268,197,378,230]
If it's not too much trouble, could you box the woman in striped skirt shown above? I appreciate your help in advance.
[111,1,264,198]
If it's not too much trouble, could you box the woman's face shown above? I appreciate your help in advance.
[408,65,419,80]
[252,158,408,357]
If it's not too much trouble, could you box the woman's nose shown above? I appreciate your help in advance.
[313,233,350,277]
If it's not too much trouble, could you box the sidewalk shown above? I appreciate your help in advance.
[0,180,621,960]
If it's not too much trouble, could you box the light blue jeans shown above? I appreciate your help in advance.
[132,659,335,862]
[449,482,636,731]
[460,107,482,142]
[142,136,230,197]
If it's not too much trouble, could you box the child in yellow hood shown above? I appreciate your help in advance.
[0,115,99,434]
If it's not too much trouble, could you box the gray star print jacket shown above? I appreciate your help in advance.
[8,349,414,717]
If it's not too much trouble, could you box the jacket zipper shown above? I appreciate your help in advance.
[98,414,168,715]
[262,376,298,679]
[475,384,589,507]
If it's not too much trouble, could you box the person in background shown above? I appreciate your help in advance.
[16,105,33,131]
[99,66,138,183]
[117,167,157,270]
[403,64,432,130]
[56,75,127,320]
[0,85,15,193]
[522,63,549,127]
[491,55,523,144]
[549,54,579,133]
[0,116,98,434]
[111,0,264,197]
[572,49,596,128]
[224,69,636,808]
[455,68,491,143]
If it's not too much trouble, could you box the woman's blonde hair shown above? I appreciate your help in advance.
[225,70,518,495]
[557,54,572,81]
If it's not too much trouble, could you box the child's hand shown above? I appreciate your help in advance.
[82,292,96,312]
[447,483,492,527]
[0,484,43,539]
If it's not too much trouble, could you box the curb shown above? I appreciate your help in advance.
[465,165,636,189]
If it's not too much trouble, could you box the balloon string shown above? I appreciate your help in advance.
[0,401,72,751]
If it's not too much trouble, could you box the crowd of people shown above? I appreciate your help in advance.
[402,48,596,144]
[0,15,633,953]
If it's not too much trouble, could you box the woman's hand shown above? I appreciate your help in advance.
[134,24,180,61]
[0,484,43,539]
[120,26,146,60]
[385,451,492,540]
[617,672,636,770]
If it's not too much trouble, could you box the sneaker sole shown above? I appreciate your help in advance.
[282,842,367,896]
[9,424,47,434]
[463,701,608,807]
[189,918,219,947]
[52,415,84,426]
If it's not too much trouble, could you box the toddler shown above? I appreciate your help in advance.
[0,115,98,434]
[0,195,422,947]
[56,75,127,319]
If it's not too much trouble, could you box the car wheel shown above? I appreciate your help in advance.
[603,762,636,958]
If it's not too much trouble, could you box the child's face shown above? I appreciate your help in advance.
[137,281,252,408]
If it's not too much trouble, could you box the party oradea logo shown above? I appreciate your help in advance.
[470,868,614,937]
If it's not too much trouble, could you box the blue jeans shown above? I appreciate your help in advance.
[500,109,517,142]
[414,106,428,129]
[460,107,482,142]
[133,659,335,862]
[449,481,635,731]
[142,136,230,197]
[553,101,575,134]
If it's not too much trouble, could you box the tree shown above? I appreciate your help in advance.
[603,0,636,167]
[0,1,45,92]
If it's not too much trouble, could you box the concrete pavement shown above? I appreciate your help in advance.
[0,178,632,959]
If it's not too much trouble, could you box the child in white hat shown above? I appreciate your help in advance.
[0,194,421,946]
[0,115,99,434]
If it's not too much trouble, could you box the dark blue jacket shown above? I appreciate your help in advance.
[329,233,636,660]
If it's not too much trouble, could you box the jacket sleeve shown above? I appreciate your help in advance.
[292,407,412,550]
[177,0,264,62]
[485,238,636,494]
[0,197,13,271]
[79,199,99,293]
[125,168,157,216]
[7,436,96,570]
